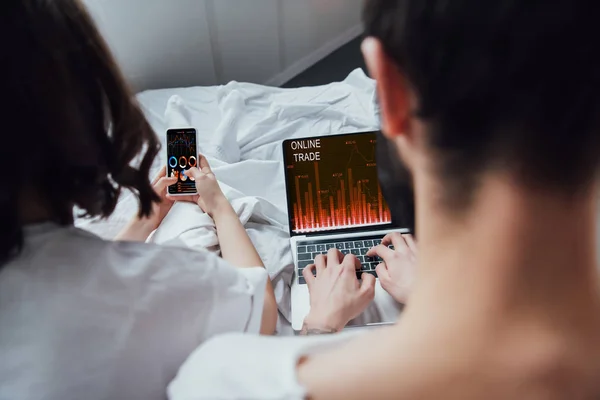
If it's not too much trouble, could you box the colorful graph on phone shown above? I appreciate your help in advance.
[284,133,392,233]
[167,129,197,194]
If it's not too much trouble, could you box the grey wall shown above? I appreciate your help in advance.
[83,0,363,91]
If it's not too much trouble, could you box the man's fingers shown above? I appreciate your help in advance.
[314,254,327,275]
[342,254,361,271]
[367,244,395,261]
[302,264,316,287]
[359,272,376,299]
[326,248,343,267]
[375,263,391,282]
[381,233,394,246]
[152,166,167,185]
[382,232,409,254]
[403,234,418,254]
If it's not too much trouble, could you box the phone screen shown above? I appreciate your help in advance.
[166,128,198,195]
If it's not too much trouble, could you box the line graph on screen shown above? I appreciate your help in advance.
[167,133,196,154]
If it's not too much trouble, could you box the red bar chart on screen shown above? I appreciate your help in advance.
[284,133,392,234]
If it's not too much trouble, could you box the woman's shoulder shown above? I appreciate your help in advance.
[75,228,269,289]
[12,223,267,297]
[18,223,220,279]
[72,225,215,262]
[88,232,222,277]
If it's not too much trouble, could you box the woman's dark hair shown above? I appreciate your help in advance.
[0,0,160,264]
[364,0,600,206]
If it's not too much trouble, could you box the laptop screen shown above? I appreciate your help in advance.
[283,132,393,235]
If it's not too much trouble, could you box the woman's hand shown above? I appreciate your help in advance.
[301,249,376,334]
[185,155,228,217]
[149,166,179,226]
[367,233,417,304]
[115,167,176,242]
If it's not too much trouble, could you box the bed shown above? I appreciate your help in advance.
[75,68,382,335]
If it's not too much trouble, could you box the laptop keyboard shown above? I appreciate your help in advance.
[296,235,394,285]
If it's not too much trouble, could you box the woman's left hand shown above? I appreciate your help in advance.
[147,166,178,228]
[117,166,205,242]
[116,167,177,242]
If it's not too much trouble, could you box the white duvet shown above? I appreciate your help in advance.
[75,69,380,334]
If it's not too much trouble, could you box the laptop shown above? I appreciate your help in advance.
[283,131,409,331]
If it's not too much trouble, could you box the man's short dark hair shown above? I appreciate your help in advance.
[364,0,600,205]
[0,0,160,264]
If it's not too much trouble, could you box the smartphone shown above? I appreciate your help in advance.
[166,128,198,195]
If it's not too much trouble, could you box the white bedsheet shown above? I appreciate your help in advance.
[75,68,381,334]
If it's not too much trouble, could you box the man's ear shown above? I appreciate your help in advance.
[362,37,410,141]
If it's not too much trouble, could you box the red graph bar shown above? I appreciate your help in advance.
[348,169,355,225]
[329,196,335,227]
[292,162,392,232]
[308,183,314,228]
[295,176,302,230]
[357,189,360,224]
[362,193,367,225]
[341,180,346,224]
[357,181,362,224]
[294,203,299,230]
[378,186,383,222]
[304,192,309,228]
[336,191,341,226]
[315,163,322,227]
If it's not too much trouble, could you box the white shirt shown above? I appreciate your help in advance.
[0,223,267,400]
[168,332,355,400]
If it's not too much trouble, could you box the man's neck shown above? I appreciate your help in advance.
[414,174,600,324]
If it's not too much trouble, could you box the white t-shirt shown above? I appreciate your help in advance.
[168,332,355,400]
[0,223,267,400]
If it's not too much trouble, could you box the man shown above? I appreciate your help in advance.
[169,0,600,398]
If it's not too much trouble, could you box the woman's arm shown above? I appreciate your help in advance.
[187,157,278,335]
[211,199,278,335]
[114,216,159,242]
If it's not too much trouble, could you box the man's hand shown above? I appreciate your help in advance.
[301,249,376,334]
[367,233,417,304]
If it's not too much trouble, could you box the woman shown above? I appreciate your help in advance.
[0,1,276,399]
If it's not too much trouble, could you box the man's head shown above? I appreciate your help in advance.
[0,0,160,264]
[363,0,600,210]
